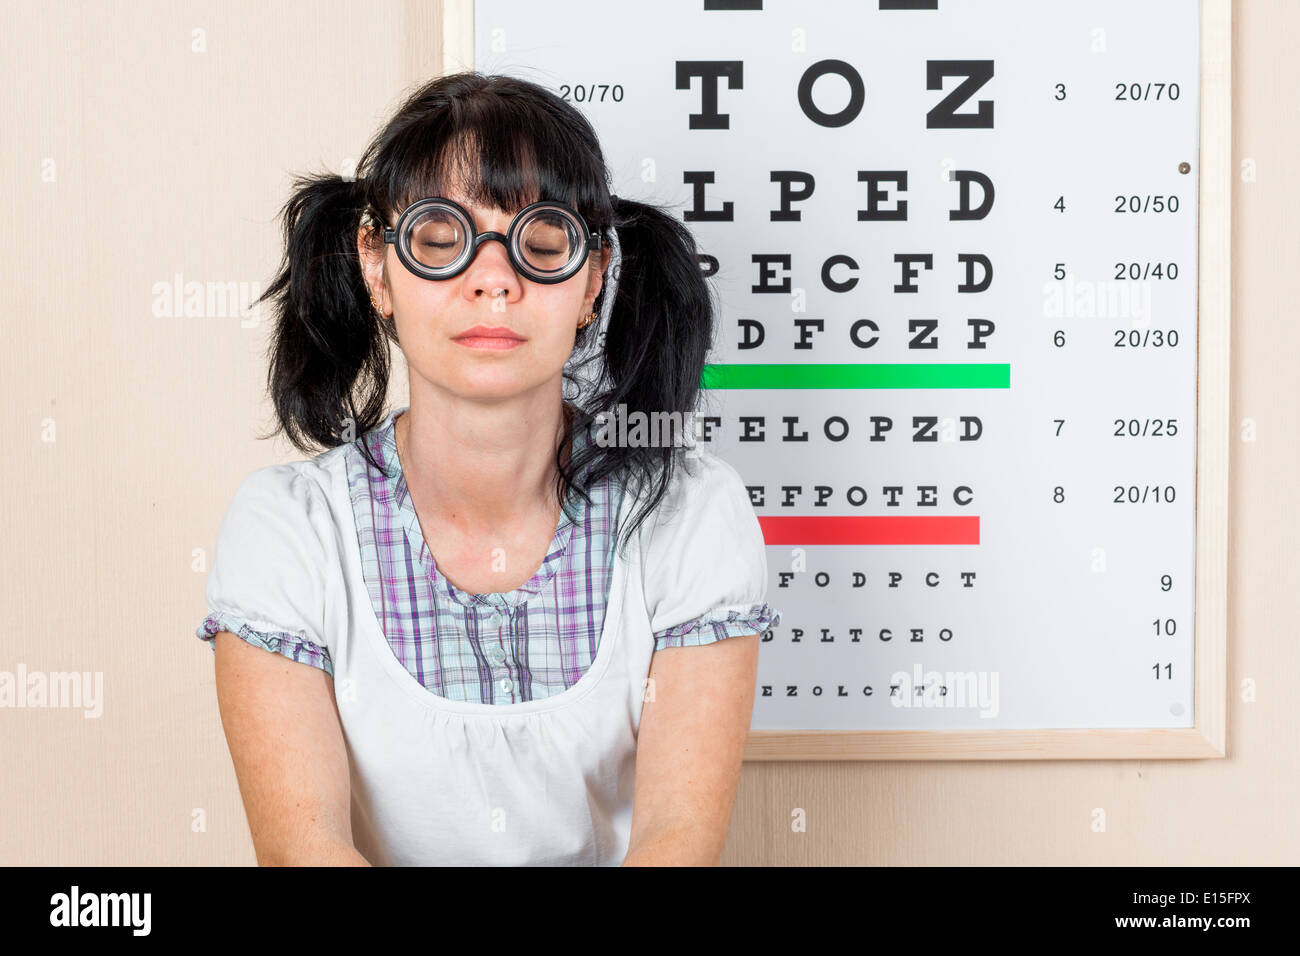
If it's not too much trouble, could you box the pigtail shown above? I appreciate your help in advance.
[569,195,717,553]
[255,172,394,464]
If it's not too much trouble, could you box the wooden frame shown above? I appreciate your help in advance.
[447,0,1231,760]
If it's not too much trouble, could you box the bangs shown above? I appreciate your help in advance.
[357,73,614,233]
[389,113,584,218]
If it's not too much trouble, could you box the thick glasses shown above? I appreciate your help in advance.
[382,197,603,285]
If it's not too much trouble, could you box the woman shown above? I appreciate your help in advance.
[195,72,779,866]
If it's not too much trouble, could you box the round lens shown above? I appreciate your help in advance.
[407,205,468,271]
[515,208,582,278]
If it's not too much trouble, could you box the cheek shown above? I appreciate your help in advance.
[390,281,454,343]
[524,293,584,350]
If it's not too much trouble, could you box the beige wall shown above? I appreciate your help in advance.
[0,0,1294,865]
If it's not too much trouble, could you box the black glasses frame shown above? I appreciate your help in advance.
[382,197,604,285]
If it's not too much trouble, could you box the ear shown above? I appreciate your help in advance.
[583,244,613,311]
[356,222,388,306]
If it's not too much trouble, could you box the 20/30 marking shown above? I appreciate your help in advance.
[1115,329,1180,348]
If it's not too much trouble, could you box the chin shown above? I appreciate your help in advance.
[442,372,551,403]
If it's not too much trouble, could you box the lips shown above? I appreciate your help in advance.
[452,324,527,352]
[453,325,525,341]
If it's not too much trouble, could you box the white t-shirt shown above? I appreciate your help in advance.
[201,440,774,865]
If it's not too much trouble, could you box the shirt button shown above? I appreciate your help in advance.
[489,611,503,628]
[489,646,506,663]
[498,678,513,694]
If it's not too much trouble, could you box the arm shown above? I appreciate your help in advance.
[213,631,369,866]
[622,632,759,866]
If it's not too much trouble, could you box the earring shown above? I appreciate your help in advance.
[578,311,597,329]
[369,291,387,318]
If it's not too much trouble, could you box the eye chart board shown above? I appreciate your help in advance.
[455,0,1231,759]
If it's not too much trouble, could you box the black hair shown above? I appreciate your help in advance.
[254,71,717,554]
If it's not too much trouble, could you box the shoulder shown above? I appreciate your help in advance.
[222,456,338,545]
[204,456,346,644]
[640,447,758,551]
[639,448,771,633]
[215,459,334,568]
[651,446,752,521]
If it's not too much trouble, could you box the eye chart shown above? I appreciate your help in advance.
[465,0,1230,758]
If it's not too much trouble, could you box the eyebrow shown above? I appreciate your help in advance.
[451,200,528,228]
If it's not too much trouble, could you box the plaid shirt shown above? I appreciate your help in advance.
[198,405,768,704]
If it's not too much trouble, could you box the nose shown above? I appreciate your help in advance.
[462,232,521,302]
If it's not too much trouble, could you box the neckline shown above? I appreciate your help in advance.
[334,445,641,717]
[378,404,587,610]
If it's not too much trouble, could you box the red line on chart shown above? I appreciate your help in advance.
[757,515,980,546]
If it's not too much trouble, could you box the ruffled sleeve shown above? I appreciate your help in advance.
[641,450,781,651]
[194,463,336,677]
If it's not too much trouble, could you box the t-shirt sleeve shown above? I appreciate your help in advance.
[642,450,782,650]
[194,463,335,677]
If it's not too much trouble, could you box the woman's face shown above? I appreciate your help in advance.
[360,180,610,406]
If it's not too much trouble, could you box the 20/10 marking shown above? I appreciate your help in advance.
[1114,485,1177,504]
